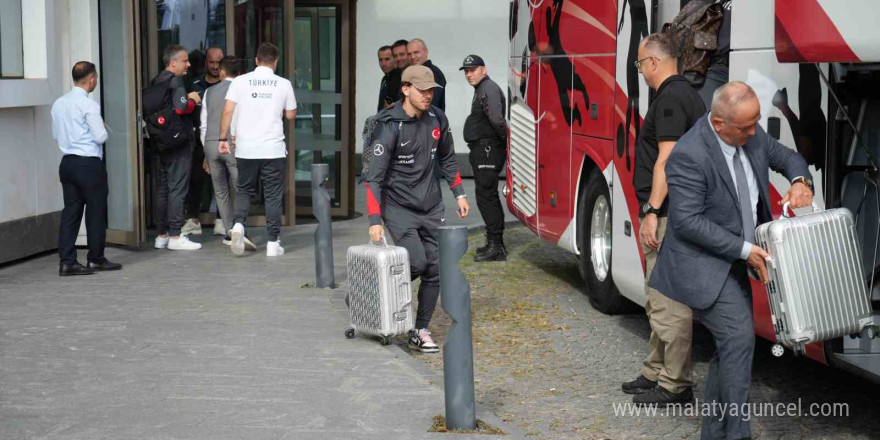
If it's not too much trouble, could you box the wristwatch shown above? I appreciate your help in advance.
[792,176,813,192]
[641,202,662,216]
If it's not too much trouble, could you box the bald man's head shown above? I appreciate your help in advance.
[205,47,224,79]
[407,38,428,65]
[710,82,761,146]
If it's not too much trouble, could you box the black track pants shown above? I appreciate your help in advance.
[383,202,446,329]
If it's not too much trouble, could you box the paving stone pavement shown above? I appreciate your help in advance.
[0,181,525,440]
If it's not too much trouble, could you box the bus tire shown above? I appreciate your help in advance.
[577,169,638,315]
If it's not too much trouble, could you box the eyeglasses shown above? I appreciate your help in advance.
[634,56,655,69]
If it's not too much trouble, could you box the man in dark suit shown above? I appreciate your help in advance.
[650,82,814,439]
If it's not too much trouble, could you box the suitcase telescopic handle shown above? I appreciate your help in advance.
[782,202,820,218]
[369,235,389,247]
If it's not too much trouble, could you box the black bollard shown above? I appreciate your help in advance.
[312,163,335,288]
[439,226,476,430]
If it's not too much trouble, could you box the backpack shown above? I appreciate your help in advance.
[142,78,192,152]
[359,115,400,181]
[662,0,724,86]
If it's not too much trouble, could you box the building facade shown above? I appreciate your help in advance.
[0,0,508,264]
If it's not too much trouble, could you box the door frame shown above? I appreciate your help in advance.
[101,0,146,247]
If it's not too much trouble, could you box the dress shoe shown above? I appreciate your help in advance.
[474,240,506,262]
[621,374,657,394]
[633,386,694,406]
[88,260,122,271]
[59,262,97,277]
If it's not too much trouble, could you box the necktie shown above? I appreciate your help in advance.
[733,148,756,244]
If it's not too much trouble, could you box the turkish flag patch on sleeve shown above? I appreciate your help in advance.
[432,128,441,140]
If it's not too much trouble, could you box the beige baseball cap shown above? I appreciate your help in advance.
[401,65,443,90]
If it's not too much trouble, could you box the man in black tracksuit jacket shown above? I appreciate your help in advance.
[365,65,470,353]
[461,54,508,262]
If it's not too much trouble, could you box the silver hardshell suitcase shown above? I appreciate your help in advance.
[756,203,875,355]
[344,238,414,345]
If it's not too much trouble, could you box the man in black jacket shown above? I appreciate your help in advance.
[150,44,203,251]
[376,45,400,111]
[365,65,470,353]
[461,55,508,262]
[407,38,446,110]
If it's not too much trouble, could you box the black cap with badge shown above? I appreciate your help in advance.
[459,54,485,70]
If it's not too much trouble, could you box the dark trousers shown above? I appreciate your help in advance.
[155,142,193,236]
[233,157,286,242]
[383,202,445,329]
[58,155,108,265]
[694,262,754,440]
[696,64,730,110]
[468,139,506,240]
[185,137,208,219]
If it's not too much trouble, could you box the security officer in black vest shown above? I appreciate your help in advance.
[461,55,508,262]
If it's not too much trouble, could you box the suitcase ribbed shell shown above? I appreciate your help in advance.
[346,243,414,337]
[756,207,874,353]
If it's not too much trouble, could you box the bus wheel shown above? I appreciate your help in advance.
[577,169,638,315]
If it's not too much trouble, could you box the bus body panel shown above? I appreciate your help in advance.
[504,0,880,370]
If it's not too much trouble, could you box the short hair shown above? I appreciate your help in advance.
[163,44,187,67]
[642,33,675,59]
[391,39,408,50]
[710,81,759,121]
[205,47,224,58]
[71,61,96,83]
[219,56,240,77]
[256,42,280,64]
[378,45,393,54]
[408,38,427,50]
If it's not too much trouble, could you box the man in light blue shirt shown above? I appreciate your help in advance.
[51,61,121,276]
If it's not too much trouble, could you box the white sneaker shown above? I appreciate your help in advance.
[230,223,246,256]
[267,240,284,257]
[154,235,169,249]
[168,235,202,250]
[181,218,202,236]
[213,219,226,236]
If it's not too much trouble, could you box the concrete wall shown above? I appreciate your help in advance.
[354,0,509,158]
[0,0,100,262]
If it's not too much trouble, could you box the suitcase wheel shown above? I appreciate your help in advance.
[379,335,392,346]
[771,343,785,358]
[344,328,356,339]
[861,325,880,340]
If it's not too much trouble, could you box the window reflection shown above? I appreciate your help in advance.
[234,0,284,76]
[293,6,341,209]
[154,0,226,72]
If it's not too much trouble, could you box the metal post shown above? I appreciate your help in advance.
[311,163,335,288]
[439,226,476,430]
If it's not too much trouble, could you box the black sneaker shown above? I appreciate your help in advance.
[621,375,658,394]
[633,386,694,406]
[407,328,439,353]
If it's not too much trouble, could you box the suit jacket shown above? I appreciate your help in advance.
[648,115,811,310]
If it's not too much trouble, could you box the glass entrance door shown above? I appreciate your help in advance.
[99,0,146,246]
[293,2,352,217]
